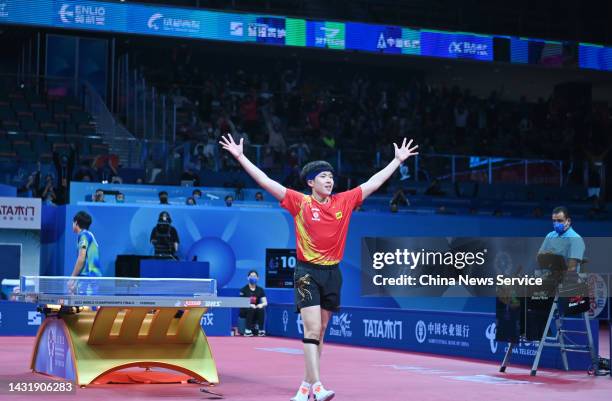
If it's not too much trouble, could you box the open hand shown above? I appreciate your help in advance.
[219,134,244,160]
[393,138,419,163]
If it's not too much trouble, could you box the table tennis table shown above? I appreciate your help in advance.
[14,276,249,386]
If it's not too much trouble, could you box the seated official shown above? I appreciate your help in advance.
[150,211,180,258]
[239,270,267,336]
[538,206,585,272]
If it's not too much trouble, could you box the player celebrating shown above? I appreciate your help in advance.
[220,134,418,401]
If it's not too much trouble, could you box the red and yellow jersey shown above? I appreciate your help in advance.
[280,187,363,265]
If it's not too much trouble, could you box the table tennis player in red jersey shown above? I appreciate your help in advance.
[220,134,418,401]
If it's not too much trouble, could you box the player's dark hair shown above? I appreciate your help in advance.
[552,206,570,219]
[300,160,334,182]
[73,211,92,230]
[247,270,259,277]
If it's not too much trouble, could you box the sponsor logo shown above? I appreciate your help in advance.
[204,300,221,307]
[587,273,608,318]
[59,3,106,26]
[415,320,427,343]
[0,2,8,18]
[416,320,471,347]
[363,319,403,340]
[247,23,285,39]
[502,341,537,357]
[230,21,243,36]
[147,13,163,30]
[200,312,214,326]
[28,311,42,326]
[485,323,497,353]
[329,312,352,338]
[311,207,320,221]
[335,211,343,220]
[184,300,202,307]
[0,204,36,221]
[448,41,489,57]
[282,310,289,332]
[316,26,344,47]
[59,4,73,23]
[146,12,201,34]
[376,33,420,50]
[47,325,56,360]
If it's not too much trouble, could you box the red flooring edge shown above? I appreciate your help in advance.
[0,335,610,401]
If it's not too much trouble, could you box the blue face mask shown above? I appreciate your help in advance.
[248,277,258,285]
[553,221,567,235]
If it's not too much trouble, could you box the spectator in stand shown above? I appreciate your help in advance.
[94,155,119,183]
[159,191,170,205]
[186,196,196,206]
[74,160,96,182]
[265,111,287,163]
[225,195,234,207]
[53,146,75,205]
[41,175,57,205]
[192,189,202,202]
[130,49,610,207]
[255,191,264,201]
[19,166,41,197]
[240,92,260,142]
[181,167,200,186]
[93,189,105,203]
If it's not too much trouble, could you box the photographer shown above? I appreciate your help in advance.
[150,211,180,258]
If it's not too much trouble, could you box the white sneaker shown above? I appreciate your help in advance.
[244,329,253,337]
[312,382,335,401]
[290,382,311,401]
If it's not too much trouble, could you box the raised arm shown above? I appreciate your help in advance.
[219,134,287,201]
[360,138,418,200]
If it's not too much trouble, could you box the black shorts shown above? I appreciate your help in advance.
[294,261,342,312]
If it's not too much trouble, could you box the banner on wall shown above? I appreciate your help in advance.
[2,0,610,70]
[265,304,598,370]
[0,197,41,230]
[0,301,43,336]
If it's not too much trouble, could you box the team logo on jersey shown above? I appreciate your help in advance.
[311,207,321,221]
[335,211,343,220]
